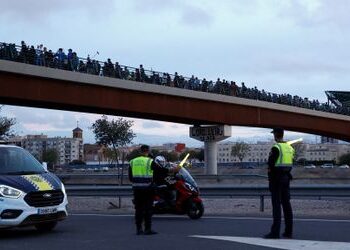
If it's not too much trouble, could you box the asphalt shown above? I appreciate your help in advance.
[1,214,350,250]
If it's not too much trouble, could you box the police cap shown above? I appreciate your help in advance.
[140,144,150,153]
[271,128,284,136]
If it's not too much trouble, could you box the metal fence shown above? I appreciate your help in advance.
[65,184,350,212]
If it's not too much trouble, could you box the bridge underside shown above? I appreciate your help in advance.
[0,70,350,141]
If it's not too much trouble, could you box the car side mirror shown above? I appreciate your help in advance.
[42,162,48,172]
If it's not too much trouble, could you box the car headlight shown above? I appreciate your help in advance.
[0,185,23,199]
[61,183,66,195]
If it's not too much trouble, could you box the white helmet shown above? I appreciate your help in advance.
[155,155,166,167]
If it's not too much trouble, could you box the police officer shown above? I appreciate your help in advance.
[129,145,180,235]
[264,128,294,239]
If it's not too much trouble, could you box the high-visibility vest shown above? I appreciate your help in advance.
[272,142,295,169]
[130,156,153,188]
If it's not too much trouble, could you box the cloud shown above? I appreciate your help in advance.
[4,107,77,131]
[0,0,115,22]
[131,0,214,27]
[181,5,213,27]
[278,0,350,29]
[258,58,350,75]
[142,121,164,129]
[132,0,177,11]
[133,119,189,136]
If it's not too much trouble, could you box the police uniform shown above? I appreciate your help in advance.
[129,155,155,235]
[129,151,176,235]
[266,138,294,238]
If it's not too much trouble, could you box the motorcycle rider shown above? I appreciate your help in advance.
[153,155,177,206]
[154,155,195,212]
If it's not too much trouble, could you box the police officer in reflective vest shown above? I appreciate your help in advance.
[129,145,180,235]
[264,128,295,239]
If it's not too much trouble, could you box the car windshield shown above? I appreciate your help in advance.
[177,168,198,188]
[0,147,45,175]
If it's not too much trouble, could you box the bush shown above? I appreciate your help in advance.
[339,153,350,165]
[69,159,86,165]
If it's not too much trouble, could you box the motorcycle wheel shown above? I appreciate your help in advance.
[187,200,204,219]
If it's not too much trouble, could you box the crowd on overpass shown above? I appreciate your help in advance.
[1,41,349,116]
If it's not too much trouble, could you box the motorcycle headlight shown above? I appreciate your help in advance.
[0,185,23,199]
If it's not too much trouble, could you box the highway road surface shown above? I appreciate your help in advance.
[1,214,350,250]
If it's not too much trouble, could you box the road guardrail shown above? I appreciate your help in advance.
[65,184,350,212]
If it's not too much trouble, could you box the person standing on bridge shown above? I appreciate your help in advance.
[264,128,295,239]
[129,145,180,235]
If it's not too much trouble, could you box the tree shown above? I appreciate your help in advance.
[69,159,86,165]
[231,142,251,162]
[180,149,201,161]
[91,116,135,162]
[197,149,204,162]
[91,115,135,184]
[42,148,59,171]
[0,106,16,140]
[150,149,160,158]
[339,153,350,165]
[103,147,119,165]
[159,151,179,162]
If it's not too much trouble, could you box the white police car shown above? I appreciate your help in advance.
[0,145,68,231]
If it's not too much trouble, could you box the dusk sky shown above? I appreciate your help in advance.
[1,0,349,146]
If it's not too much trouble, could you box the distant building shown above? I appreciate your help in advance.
[84,144,108,163]
[301,143,350,163]
[153,143,186,153]
[73,127,83,139]
[218,141,272,163]
[175,143,186,153]
[8,127,83,165]
[218,141,350,164]
[320,136,338,144]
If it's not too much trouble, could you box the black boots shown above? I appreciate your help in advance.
[136,226,157,235]
[264,233,280,239]
[144,229,158,235]
[282,232,293,238]
[136,227,144,235]
[263,232,293,239]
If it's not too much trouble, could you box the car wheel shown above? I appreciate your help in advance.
[35,221,57,232]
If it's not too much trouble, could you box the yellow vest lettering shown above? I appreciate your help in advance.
[130,156,153,188]
[273,143,295,168]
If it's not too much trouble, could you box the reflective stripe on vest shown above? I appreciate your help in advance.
[130,156,153,188]
[273,142,295,168]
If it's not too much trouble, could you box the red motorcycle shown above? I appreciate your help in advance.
[153,167,204,219]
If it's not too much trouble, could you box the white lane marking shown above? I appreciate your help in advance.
[190,235,350,250]
[70,214,350,223]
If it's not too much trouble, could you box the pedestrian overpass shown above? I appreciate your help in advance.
[0,59,349,141]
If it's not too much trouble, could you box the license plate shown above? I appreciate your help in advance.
[38,207,58,215]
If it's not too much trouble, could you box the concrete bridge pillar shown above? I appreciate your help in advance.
[190,125,231,175]
[204,141,217,175]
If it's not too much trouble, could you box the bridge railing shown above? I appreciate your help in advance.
[1,41,349,116]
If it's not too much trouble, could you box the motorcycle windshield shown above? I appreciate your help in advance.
[178,168,198,188]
